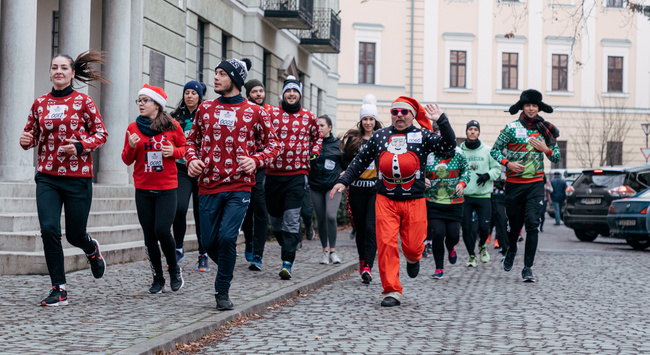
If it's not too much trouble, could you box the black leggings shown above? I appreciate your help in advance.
[35,173,96,286]
[135,188,178,278]
[173,164,204,254]
[429,218,461,270]
[461,196,491,256]
[348,186,377,268]
[505,181,544,267]
[489,193,508,254]
[243,169,269,257]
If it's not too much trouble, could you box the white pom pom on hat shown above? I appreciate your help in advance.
[359,93,378,121]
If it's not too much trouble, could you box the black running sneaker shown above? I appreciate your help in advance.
[406,260,420,278]
[149,277,165,294]
[169,266,184,292]
[380,296,400,307]
[86,238,106,279]
[41,286,68,307]
[503,252,515,272]
[215,292,234,310]
[522,266,536,283]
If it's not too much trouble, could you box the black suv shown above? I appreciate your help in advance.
[563,166,650,242]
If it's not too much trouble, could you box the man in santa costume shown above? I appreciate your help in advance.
[331,96,456,307]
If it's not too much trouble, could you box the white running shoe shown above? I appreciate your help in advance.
[330,252,342,264]
[319,251,330,264]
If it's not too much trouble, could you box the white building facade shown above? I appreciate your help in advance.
[336,0,650,169]
[0,0,340,183]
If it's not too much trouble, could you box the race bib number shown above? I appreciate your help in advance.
[218,110,236,126]
[427,154,436,165]
[407,132,422,144]
[324,159,336,170]
[515,128,527,139]
[49,105,67,120]
[147,151,163,167]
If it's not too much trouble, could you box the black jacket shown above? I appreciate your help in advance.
[309,135,343,192]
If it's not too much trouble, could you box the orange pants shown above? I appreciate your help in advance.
[375,194,427,299]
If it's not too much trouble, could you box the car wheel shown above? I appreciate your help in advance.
[626,238,650,250]
[574,229,598,242]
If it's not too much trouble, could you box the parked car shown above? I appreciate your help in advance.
[607,188,650,250]
[546,169,583,219]
[563,166,650,242]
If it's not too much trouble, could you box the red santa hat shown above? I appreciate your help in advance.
[138,84,167,107]
[391,96,433,131]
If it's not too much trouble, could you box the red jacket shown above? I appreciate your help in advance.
[21,91,108,177]
[185,98,281,195]
[265,106,322,176]
[121,121,186,190]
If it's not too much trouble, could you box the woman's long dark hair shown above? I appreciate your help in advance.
[150,102,177,133]
[52,51,110,88]
[340,118,383,160]
[170,91,203,118]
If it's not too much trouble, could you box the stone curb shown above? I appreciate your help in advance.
[115,259,358,355]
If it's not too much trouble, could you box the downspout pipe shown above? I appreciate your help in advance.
[410,0,414,97]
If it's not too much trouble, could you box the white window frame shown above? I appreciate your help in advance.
[601,38,630,98]
[602,0,625,9]
[545,36,574,96]
[496,35,526,94]
[550,0,575,7]
[353,23,383,85]
[443,32,474,93]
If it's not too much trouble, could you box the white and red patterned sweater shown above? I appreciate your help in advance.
[185,98,281,195]
[265,107,322,176]
[21,90,108,177]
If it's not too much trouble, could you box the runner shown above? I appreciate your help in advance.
[340,94,383,283]
[20,51,109,307]
[490,89,561,283]
[122,84,187,294]
[170,80,210,272]
[330,96,456,307]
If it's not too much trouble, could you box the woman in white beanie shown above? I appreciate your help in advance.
[339,94,383,283]
[122,84,187,294]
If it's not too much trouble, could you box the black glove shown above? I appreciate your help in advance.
[476,173,490,186]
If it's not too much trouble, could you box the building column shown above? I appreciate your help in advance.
[476,0,493,104]
[59,0,91,95]
[0,1,38,181]
[96,0,131,185]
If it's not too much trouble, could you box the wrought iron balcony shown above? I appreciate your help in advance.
[262,0,313,29]
[293,8,341,53]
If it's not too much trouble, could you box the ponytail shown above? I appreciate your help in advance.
[52,51,111,88]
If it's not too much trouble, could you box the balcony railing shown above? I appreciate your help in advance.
[262,0,313,29]
[293,8,340,53]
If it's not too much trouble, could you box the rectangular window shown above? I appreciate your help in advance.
[358,42,376,84]
[196,19,206,82]
[606,141,623,166]
[552,54,568,91]
[607,56,623,92]
[221,33,230,60]
[607,0,623,7]
[502,52,518,90]
[551,141,567,169]
[450,50,466,88]
[52,11,59,56]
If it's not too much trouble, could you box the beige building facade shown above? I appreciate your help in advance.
[337,0,650,169]
[0,0,340,183]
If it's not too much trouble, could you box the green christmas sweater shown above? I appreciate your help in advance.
[490,119,561,183]
[424,147,470,204]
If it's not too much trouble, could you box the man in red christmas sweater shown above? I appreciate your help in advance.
[185,58,281,310]
[265,75,322,280]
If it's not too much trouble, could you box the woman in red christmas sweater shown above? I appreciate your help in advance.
[20,51,109,307]
[122,84,186,294]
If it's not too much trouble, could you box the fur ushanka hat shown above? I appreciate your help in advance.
[508,89,553,115]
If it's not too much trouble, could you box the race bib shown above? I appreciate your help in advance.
[407,132,422,144]
[49,105,67,120]
[324,159,336,170]
[426,154,436,165]
[515,128,527,139]
[147,151,163,167]
[218,110,236,126]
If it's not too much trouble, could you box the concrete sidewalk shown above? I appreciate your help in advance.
[0,230,358,355]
